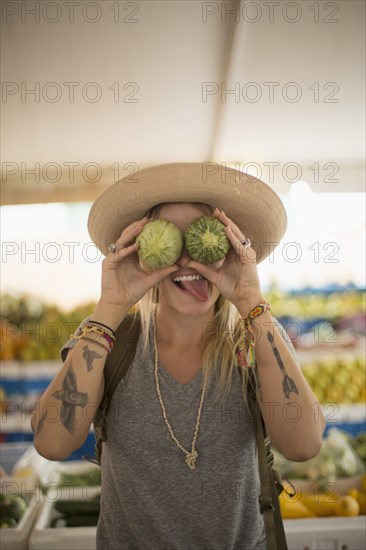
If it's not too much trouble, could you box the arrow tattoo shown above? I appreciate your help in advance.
[267,331,299,399]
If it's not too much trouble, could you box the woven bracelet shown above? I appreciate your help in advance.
[237,301,271,368]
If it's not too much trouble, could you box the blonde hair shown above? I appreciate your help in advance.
[136,202,250,398]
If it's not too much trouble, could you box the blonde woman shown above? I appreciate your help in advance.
[31,164,325,550]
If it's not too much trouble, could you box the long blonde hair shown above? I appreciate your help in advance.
[136,202,250,398]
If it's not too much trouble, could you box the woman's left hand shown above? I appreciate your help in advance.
[187,208,263,315]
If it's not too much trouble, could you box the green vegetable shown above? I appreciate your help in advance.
[52,515,99,528]
[54,498,100,517]
[58,468,101,487]
[185,216,230,264]
[0,494,27,522]
[0,516,17,528]
[136,220,183,270]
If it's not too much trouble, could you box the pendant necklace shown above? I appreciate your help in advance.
[153,314,207,470]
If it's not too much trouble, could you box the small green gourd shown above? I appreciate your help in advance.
[136,220,183,270]
[185,216,230,264]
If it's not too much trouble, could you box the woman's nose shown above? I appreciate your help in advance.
[177,247,191,265]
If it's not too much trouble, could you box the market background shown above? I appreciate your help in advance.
[0,1,365,549]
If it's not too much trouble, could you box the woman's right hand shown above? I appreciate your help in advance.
[97,217,178,314]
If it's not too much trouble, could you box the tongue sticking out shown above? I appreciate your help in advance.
[179,279,209,302]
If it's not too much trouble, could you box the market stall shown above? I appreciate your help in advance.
[1,0,365,548]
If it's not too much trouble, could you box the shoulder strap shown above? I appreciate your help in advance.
[247,374,288,550]
[93,311,141,464]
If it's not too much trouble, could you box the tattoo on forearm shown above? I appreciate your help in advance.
[52,362,88,434]
[267,331,299,399]
[82,345,103,372]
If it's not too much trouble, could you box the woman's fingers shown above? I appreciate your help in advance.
[105,217,149,260]
[108,217,150,251]
[104,242,139,269]
[213,208,243,239]
[213,208,256,263]
[116,217,150,247]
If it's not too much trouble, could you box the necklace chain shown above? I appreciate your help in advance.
[153,315,207,470]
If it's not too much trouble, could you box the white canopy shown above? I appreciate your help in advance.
[1,0,365,205]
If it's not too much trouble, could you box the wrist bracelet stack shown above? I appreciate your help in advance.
[237,301,271,368]
[74,320,117,354]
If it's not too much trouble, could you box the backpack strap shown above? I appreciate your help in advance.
[93,311,141,464]
[247,372,288,550]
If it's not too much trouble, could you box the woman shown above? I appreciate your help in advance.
[31,163,325,550]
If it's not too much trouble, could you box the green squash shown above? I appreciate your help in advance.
[136,220,183,270]
[0,494,27,522]
[185,216,230,263]
[0,516,17,528]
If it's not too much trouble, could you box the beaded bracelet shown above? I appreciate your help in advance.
[237,301,271,368]
[76,323,117,343]
[86,322,116,341]
[88,320,116,337]
[73,325,115,353]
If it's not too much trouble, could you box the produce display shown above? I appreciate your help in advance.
[301,354,366,404]
[56,467,101,488]
[267,285,365,324]
[274,429,365,484]
[275,429,366,519]
[0,295,96,361]
[1,286,364,362]
[51,498,100,528]
[0,493,28,528]
[184,215,230,263]
[136,219,183,270]
[279,480,365,519]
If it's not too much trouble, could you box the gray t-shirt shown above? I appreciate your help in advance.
[62,321,289,550]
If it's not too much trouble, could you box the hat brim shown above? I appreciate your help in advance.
[88,162,287,264]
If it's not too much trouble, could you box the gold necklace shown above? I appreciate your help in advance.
[153,315,207,470]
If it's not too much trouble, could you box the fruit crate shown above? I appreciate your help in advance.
[283,516,366,550]
[42,460,101,497]
[29,486,99,550]
[0,482,40,550]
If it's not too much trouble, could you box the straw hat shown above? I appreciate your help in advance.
[88,162,287,263]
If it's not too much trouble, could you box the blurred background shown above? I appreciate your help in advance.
[0,1,365,547]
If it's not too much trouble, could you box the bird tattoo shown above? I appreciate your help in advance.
[52,362,88,434]
[82,345,103,372]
